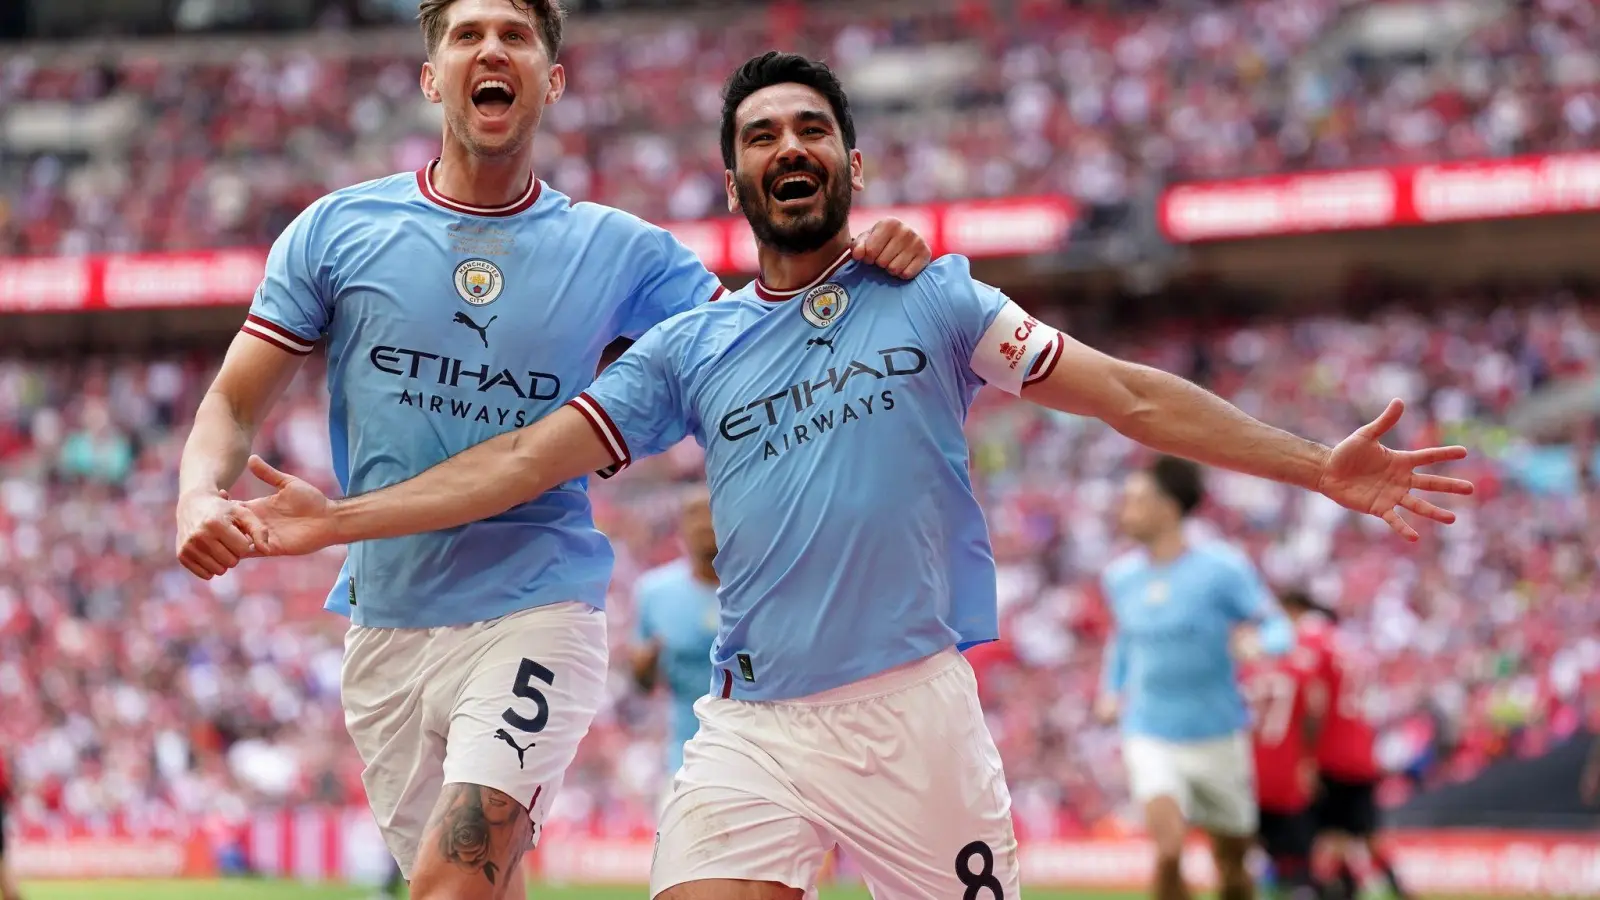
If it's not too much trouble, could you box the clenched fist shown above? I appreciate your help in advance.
[175,488,268,579]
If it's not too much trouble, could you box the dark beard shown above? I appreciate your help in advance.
[735,169,852,255]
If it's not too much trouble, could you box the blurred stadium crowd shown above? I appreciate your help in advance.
[3,0,1600,256]
[2,288,1598,842]
[3,0,1600,861]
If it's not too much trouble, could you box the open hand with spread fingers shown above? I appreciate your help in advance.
[1314,399,1475,542]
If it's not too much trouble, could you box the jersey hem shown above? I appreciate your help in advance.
[330,585,608,629]
[1121,724,1250,744]
[712,638,960,703]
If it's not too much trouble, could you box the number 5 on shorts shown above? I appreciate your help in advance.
[503,658,555,734]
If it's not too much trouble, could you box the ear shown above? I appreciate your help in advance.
[420,61,442,104]
[725,169,740,215]
[545,63,566,106]
[848,148,865,193]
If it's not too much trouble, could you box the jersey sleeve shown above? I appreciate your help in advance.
[619,224,726,340]
[565,322,694,478]
[241,202,331,355]
[909,255,1064,396]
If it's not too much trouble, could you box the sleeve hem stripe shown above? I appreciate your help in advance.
[241,315,315,355]
[1024,333,1064,385]
[567,393,631,478]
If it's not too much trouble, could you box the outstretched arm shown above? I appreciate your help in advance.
[245,406,614,555]
[1025,337,1332,487]
[1018,330,1473,540]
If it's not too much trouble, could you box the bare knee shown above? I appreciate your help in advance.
[1144,796,1188,863]
[656,879,805,900]
[409,783,532,900]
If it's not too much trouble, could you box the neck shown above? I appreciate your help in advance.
[756,231,853,294]
[433,137,536,209]
[1143,526,1187,564]
[691,557,719,586]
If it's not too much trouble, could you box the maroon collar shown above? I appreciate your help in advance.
[752,248,854,302]
[415,158,541,217]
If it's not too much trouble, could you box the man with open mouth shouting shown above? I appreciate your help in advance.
[172,3,937,899]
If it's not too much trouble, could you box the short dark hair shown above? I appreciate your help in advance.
[418,0,565,61]
[1280,587,1338,623]
[1149,455,1204,517]
[720,52,857,171]
[1279,588,1315,613]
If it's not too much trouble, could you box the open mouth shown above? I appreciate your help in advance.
[471,79,517,118]
[769,172,821,205]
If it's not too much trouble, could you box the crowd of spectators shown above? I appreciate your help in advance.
[1,286,1597,840]
[3,0,1600,256]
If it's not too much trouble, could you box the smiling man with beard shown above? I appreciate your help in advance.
[228,52,1474,900]
[173,3,938,898]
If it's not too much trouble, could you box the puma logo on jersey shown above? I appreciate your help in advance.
[493,728,535,769]
[453,312,498,348]
[806,336,836,353]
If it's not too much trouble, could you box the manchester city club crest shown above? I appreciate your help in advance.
[801,282,849,328]
[454,258,505,306]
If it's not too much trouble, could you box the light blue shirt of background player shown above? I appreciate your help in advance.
[1097,456,1296,742]
[630,490,720,779]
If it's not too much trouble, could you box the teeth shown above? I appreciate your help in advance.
[475,80,514,96]
[776,175,815,188]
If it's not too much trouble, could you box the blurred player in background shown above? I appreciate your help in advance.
[630,487,720,808]
[1299,601,1412,900]
[1582,730,1600,807]
[171,1,931,897]
[232,52,1473,900]
[1239,590,1329,900]
[0,752,21,900]
[1097,456,1298,900]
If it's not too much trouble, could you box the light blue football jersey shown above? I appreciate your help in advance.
[243,161,722,628]
[633,559,719,775]
[571,252,1062,701]
[1099,540,1291,741]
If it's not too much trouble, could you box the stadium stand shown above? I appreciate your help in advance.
[5,0,1600,254]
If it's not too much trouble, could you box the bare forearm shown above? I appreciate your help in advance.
[327,407,609,543]
[1107,364,1330,490]
[179,392,257,497]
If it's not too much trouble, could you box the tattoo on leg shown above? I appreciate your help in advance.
[432,783,529,887]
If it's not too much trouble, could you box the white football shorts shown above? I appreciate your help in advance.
[649,647,1020,900]
[1123,731,1257,837]
[341,601,608,878]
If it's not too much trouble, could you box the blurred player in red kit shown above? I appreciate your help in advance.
[0,752,22,900]
[1294,593,1411,900]
[1238,592,1326,900]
